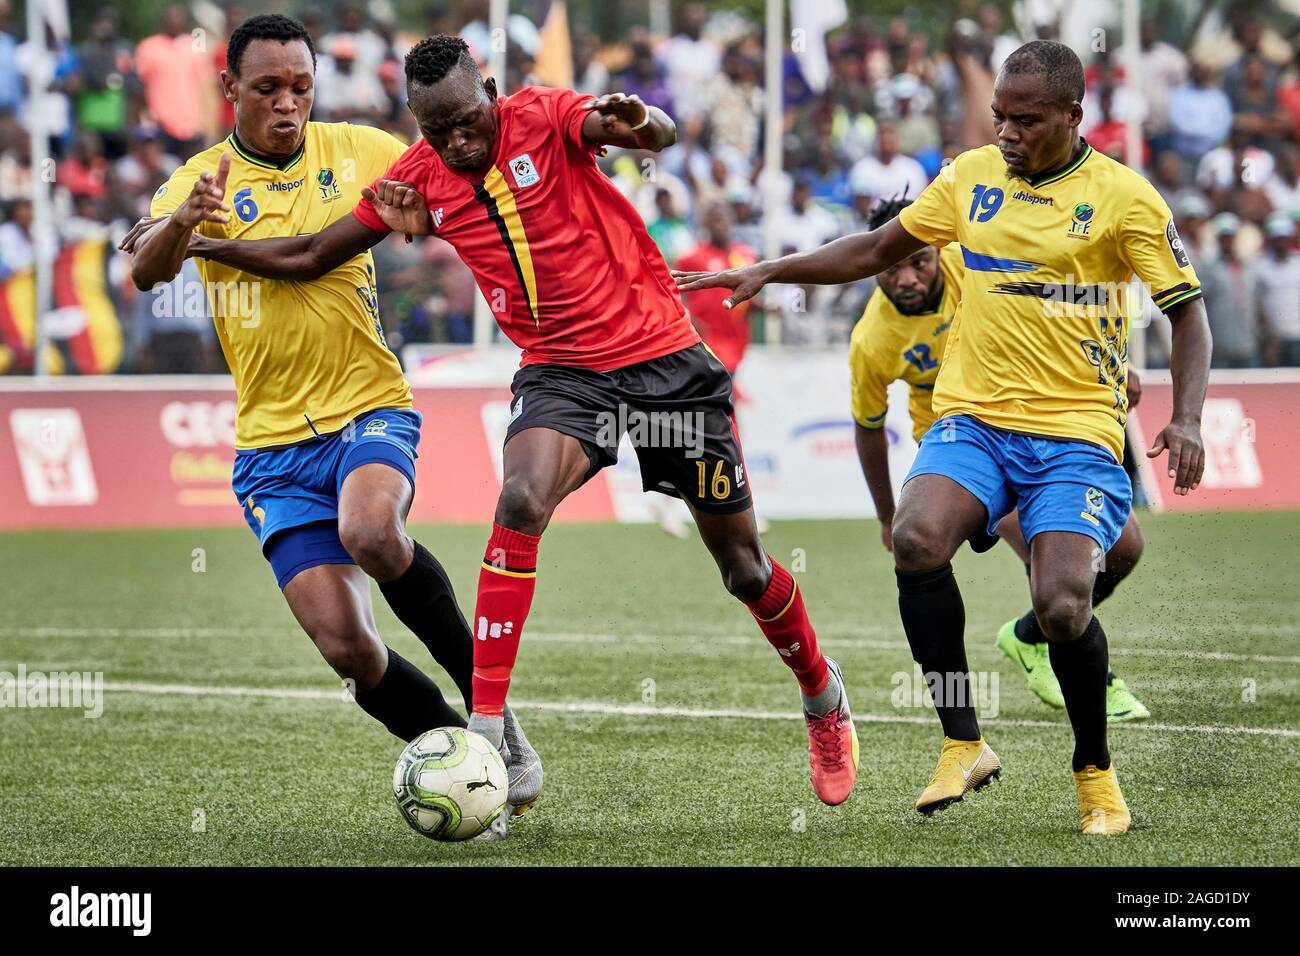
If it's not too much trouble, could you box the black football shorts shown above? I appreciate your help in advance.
[505,343,752,514]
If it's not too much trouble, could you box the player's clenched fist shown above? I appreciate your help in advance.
[173,151,233,230]
[583,92,650,135]
[361,179,432,236]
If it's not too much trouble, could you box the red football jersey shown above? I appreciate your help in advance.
[354,86,700,370]
[675,241,757,374]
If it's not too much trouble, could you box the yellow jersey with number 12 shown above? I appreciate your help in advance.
[898,141,1201,461]
[151,122,410,449]
[849,242,963,443]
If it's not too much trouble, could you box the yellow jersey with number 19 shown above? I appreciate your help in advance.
[898,141,1201,461]
[151,122,411,449]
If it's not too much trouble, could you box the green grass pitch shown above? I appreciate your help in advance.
[2,510,1297,866]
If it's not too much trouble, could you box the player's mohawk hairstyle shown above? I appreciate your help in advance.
[226,14,315,75]
[866,196,912,232]
[1000,40,1086,106]
[405,34,480,88]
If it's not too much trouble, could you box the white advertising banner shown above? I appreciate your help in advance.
[732,347,918,520]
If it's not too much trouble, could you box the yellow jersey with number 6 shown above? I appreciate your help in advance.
[898,141,1201,461]
[151,122,410,449]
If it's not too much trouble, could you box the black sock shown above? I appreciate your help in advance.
[1015,570,1129,646]
[378,540,475,710]
[896,563,980,741]
[1049,616,1110,772]
[354,647,466,742]
[1094,573,1124,682]
[1013,608,1046,644]
[1091,570,1125,607]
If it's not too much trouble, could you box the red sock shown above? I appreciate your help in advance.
[471,522,540,717]
[746,559,828,696]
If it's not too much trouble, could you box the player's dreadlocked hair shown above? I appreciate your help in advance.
[866,197,912,232]
[405,34,480,88]
[226,14,316,75]
[1000,40,1085,107]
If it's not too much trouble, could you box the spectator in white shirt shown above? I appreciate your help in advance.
[1196,128,1275,199]
[781,179,840,253]
[1264,142,1300,219]
[1135,17,1188,153]
[1257,214,1300,366]
[314,37,386,124]
[655,3,720,125]
[849,124,929,206]
[0,198,34,278]
[321,1,389,75]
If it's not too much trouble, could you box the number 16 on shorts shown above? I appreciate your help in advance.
[695,458,744,502]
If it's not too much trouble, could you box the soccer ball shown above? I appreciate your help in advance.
[393,727,508,841]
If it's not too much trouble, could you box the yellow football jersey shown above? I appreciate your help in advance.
[151,122,411,449]
[849,243,963,443]
[898,142,1201,460]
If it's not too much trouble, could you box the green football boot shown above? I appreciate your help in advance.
[1105,676,1151,722]
[996,618,1066,709]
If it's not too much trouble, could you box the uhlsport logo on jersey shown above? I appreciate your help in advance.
[1011,190,1054,207]
[509,153,540,188]
[1081,486,1105,525]
[1069,202,1095,238]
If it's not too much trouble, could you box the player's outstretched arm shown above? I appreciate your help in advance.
[130,153,232,290]
[673,218,925,308]
[854,424,897,552]
[190,214,388,282]
[581,92,676,151]
[1148,297,1212,496]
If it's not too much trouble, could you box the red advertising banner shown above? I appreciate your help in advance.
[1130,371,1300,512]
[0,378,616,530]
[1,369,1296,531]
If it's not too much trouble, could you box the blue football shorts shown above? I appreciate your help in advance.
[905,414,1132,552]
[230,408,421,588]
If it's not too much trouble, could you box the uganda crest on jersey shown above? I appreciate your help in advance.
[353,86,699,372]
[151,122,411,449]
[898,142,1201,461]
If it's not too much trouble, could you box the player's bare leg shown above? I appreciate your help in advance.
[1030,531,1131,834]
[997,510,1150,719]
[338,463,475,708]
[892,475,1002,813]
[282,563,464,738]
[690,504,858,805]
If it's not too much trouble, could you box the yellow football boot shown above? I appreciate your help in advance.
[1074,763,1132,835]
[915,737,1001,814]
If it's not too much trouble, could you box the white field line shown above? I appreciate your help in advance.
[5,626,1300,666]
[91,680,1300,739]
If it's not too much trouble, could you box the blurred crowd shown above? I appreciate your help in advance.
[0,0,1298,372]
